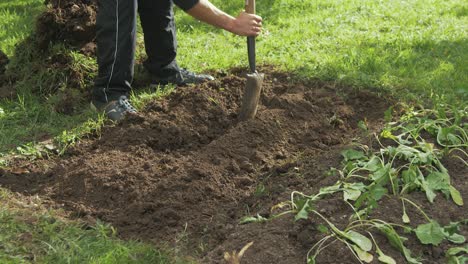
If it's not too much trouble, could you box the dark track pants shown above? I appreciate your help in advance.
[92,0,198,102]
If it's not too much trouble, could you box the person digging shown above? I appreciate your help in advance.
[91,0,262,121]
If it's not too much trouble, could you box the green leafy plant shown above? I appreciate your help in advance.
[446,246,468,264]
[402,198,466,246]
[267,104,467,263]
[16,143,46,160]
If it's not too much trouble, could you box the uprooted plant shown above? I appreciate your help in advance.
[240,104,467,263]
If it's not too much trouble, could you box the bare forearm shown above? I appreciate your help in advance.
[186,0,262,36]
[186,0,235,32]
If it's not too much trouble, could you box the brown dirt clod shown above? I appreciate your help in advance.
[36,0,97,50]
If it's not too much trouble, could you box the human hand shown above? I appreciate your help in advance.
[228,11,262,36]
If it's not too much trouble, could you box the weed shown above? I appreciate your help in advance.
[54,115,105,155]
[16,142,45,160]
[446,246,468,264]
[254,183,267,197]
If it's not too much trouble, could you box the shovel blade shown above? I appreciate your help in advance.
[239,72,264,120]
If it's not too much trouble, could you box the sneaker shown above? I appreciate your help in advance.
[152,68,214,86]
[91,95,137,121]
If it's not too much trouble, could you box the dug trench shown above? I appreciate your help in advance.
[1,69,465,263]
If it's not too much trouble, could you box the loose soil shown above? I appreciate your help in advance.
[36,0,97,50]
[0,69,466,263]
[3,0,97,98]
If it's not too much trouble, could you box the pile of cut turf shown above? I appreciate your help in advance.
[36,0,97,51]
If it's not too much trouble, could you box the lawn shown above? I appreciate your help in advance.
[176,0,467,103]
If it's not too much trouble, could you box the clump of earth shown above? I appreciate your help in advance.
[36,0,97,52]
[2,0,98,98]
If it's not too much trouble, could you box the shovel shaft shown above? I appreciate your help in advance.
[247,37,256,72]
[246,0,256,73]
[245,0,255,14]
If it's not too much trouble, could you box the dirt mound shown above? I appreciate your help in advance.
[2,0,97,98]
[36,0,97,50]
[46,70,371,242]
[6,68,466,263]
[1,69,394,262]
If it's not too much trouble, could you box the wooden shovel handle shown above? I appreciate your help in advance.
[245,0,255,14]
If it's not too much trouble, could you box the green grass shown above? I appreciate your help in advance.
[0,189,185,264]
[175,0,467,104]
[0,0,43,55]
[0,0,98,154]
[0,93,96,153]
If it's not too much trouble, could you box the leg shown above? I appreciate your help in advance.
[93,0,137,102]
[138,0,180,78]
[138,0,214,85]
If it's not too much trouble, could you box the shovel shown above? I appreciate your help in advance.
[239,0,264,121]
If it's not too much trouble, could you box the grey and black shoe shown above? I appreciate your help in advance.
[91,95,137,122]
[152,68,214,86]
